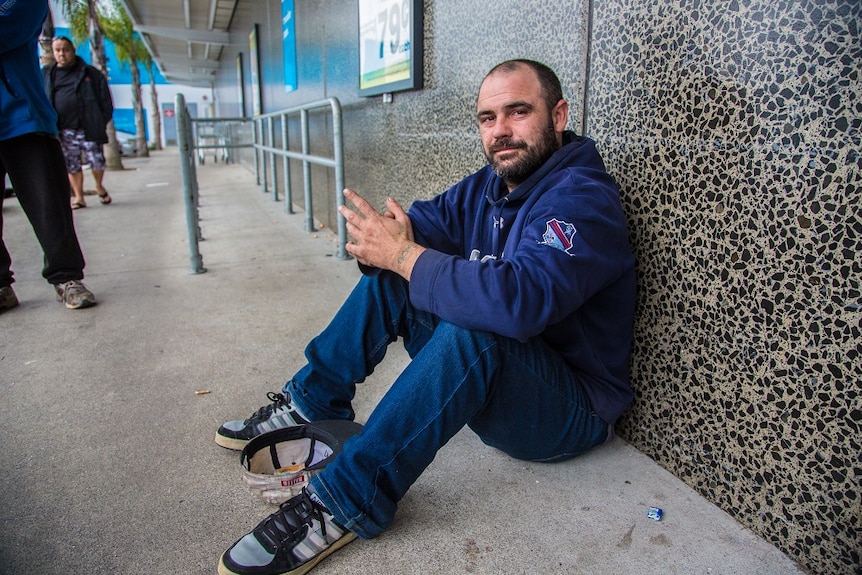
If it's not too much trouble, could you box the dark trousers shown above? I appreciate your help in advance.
[0,132,86,287]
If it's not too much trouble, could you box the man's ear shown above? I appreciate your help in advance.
[552,99,569,133]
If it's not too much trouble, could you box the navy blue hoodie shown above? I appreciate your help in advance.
[407,132,636,424]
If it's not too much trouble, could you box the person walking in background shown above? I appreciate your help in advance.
[0,1,96,312]
[42,35,113,209]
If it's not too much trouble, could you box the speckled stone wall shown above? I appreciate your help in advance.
[213,1,861,574]
[587,2,861,574]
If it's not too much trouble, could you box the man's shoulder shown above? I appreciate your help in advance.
[454,164,495,190]
[82,64,108,87]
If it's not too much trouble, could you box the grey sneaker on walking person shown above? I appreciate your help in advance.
[0,285,19,313]
[54,280,96,309]
[216,391,309,451]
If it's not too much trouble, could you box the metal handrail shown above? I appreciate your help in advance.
[252,98,349,260]
[175,94,349,275]
[191,116,252,166]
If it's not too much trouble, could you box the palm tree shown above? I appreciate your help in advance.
[39,7,55,65]
[142,55,163,151]
[85,0,106,72]
[102,1,148,157]
[59,0,124,169]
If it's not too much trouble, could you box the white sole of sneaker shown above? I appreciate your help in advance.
[214,433,249,451]
[217,532,357,575]
[64,299,97,310]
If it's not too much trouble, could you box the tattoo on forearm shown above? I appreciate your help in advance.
[397,243,413,266]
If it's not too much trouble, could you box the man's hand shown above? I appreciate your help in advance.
[339,188,425,280]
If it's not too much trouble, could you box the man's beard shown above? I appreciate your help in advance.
[485,124,558,188]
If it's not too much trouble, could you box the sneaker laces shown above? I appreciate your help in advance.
[61,281,89,297]
[245,392,293,425]
[257,490,331,551]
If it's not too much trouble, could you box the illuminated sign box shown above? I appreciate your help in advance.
[358,0,424,97]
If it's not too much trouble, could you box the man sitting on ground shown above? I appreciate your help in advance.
[216,59,636,575]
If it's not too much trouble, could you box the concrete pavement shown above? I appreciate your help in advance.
[0,150,806,575]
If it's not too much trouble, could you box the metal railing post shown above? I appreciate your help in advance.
[300,109,314,232]
[260,118,269,195]
[330,99,348,260]
[253,120,260,185]
[281,113,292,213]
[268,116,278,201]
[175,93,206,274]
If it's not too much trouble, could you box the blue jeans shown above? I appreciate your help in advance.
[285,271,610,539]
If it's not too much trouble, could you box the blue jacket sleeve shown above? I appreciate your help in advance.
[0,1,48,55]
[408,170,634,342]
[409,185,468,257]
[0,1,58,140]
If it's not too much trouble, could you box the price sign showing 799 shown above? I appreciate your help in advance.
[358,0,422,95]
[375,0,412,59]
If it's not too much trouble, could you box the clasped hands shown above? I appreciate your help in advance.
[339,188,424,280]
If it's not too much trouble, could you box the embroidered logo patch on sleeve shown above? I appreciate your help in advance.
[539,218,577,255]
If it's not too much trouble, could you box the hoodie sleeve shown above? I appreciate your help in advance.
[0,1,58,140]
[408,182,472,257]
[0,1,48,56]
[409,168,634,341]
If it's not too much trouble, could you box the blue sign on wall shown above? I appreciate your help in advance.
[113,108,147,139]
[282,0,297,92]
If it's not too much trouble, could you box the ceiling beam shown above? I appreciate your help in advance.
[135,25,232,45]
[163,71,216,85]
[208,0,219,30]
[157,57,220,70]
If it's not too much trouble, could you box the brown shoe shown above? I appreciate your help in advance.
[0,286,19,313]
[54,280,96,309]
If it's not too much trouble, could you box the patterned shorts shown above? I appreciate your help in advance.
[59,129,106,173]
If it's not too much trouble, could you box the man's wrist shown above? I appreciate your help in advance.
[394,242,424,280]
[396,243,413,266]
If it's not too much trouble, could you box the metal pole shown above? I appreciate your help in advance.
[331,99,349,260]
[253,119,260,185]
[269,116,278,201]
[300,109,314,232]
[260,118,269,195]
[281,112,292,213]
[175,93,206,274]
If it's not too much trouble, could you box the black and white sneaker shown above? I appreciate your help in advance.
[216,392,309,450]
[218,488,356,575]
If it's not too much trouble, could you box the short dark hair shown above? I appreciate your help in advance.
[484,59,564,111]
[52,36,75,48]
